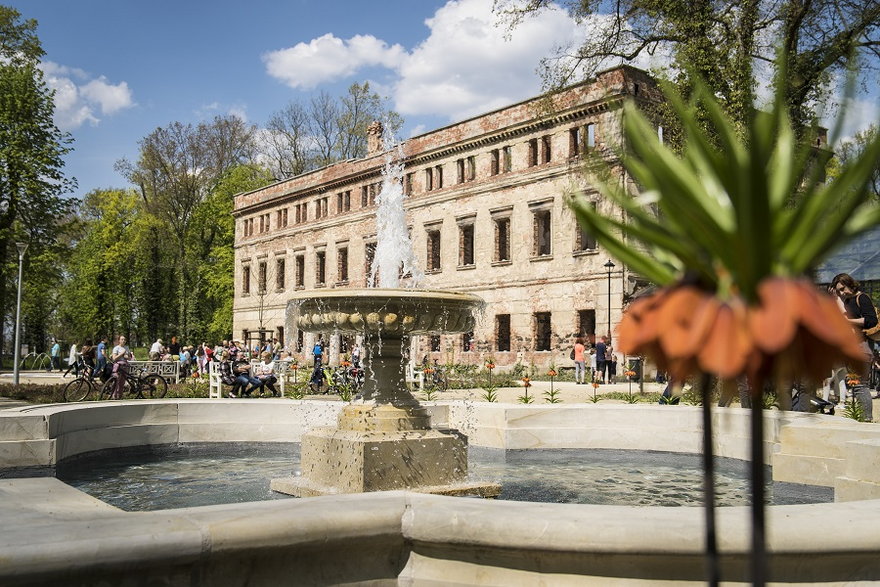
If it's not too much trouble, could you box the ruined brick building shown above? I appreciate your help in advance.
[232,65,663,368]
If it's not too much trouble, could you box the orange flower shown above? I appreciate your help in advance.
[618,278,864,387]
[522,377,531,387]
[547,369,557,377]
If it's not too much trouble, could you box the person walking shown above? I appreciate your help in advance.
[63,342,79,378]
[49,339,61,372]
[595,336,608,384]
[95,337,108,378]
[572,337,587,384]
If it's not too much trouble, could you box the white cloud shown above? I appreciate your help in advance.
[81,77,133,115]
[393,0,583,121]
[263,33,407,89]
[262,0,586,124]
[40,61,134,130]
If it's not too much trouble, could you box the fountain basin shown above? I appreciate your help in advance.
[289,288,481,336]
[2,400,880,584]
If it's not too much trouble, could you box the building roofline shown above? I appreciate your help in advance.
[233,64,657,207]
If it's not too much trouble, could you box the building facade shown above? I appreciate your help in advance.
[232,66,662,368]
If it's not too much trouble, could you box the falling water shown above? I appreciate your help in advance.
[369,128,424,289]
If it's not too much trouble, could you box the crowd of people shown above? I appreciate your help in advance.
[50,336,293,397]
[569,335,617,385]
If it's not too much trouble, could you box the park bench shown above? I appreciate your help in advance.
[405,363,424,392]
[208,360,291,399]
[127,360,181,383]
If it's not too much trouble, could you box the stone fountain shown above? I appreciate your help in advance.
[271,288,501,497]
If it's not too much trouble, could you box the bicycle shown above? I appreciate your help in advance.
[99,365,169,400]
[62,364,99,402]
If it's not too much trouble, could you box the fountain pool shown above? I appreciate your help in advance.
[56,443,831,512]
[1,400,880,584]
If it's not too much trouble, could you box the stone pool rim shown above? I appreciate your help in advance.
[2,399,880,584]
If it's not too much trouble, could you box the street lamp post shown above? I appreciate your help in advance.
[604,259,615,340]
[12,242,28,385]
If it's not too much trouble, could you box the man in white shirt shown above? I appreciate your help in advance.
[149,338,164,361]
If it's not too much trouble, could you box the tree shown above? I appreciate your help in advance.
[336,82,404,160]
[262,82,403,181]
[191,164,273,342]
[494,0,880,130]
[264,101,312,179]
[116,115,256,341]
[58,189,153,343]
[0,6,76,363]
[833,124,880,199]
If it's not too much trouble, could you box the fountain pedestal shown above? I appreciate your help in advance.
[271,289,500,498]
[272,404,498,497]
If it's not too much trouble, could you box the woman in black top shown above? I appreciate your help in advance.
[832,273,879,335]
[831,273,877,405]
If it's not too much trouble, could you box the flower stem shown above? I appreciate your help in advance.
[700,373,719,586]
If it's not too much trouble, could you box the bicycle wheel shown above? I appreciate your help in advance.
[98,377,117,400]
[63,378,93,402]
[143,374,168,398]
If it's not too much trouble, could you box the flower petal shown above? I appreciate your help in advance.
[749,278,799,354]
[658,286,710,359]
[698,301,753,379]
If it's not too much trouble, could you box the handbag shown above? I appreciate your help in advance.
[857,293,880,341]
[569,349,575,360]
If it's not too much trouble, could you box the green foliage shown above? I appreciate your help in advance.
[57,189,155,341]
[843,397,869,423]
[680,384,704,406]
[0,382,62,403]
[116,118,257,341]
[480,385,498,402]
[829,124,880,201]
[288,383,307,400]
[543,387,562,403]
[0,7,76,357]
[422,386,439,402]
[517,386,534,404]
[196,165,272,342]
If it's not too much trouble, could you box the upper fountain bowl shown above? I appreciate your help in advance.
[288,288,482,336]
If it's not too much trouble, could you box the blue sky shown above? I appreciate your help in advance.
[7,0,878,200]
[8,0,585,199]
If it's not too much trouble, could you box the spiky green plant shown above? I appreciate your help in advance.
[480,385,498,402]
[842,397,869,422]
[570,58,879,585]
[543,388,562,403]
